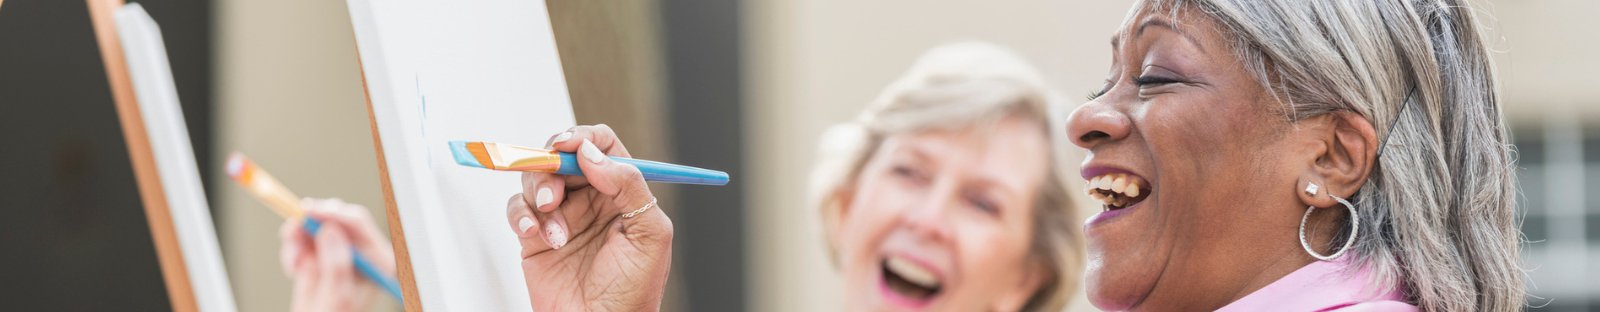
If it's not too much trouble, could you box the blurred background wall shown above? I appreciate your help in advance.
[2,0,1598,311]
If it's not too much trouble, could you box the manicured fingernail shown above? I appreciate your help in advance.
[546,219,567,249]
[580,139,606,164]
[535,187,553,208]
[552,131,573,144]
[518,217,535,234]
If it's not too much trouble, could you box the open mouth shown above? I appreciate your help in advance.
[880,255,942,306]
[1085,173,1150,211]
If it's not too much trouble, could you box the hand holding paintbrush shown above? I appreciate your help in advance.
[226,153,403,310]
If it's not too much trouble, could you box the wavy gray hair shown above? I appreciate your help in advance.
[1136,0,1525,310]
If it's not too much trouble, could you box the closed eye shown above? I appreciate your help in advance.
[1086,79,1112,101]
[1134,75,1182,86]
[964,192,1000,216]
[893,165,929,185]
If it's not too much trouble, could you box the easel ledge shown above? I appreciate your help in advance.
[85,0,200,310]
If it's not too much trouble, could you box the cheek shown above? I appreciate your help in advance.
[1143,97,1275,206]
[836,177,912,268]
[950,219,1035,301]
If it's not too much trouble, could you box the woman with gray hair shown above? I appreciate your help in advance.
[1069,0,1524,310]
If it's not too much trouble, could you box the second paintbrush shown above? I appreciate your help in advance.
[447,140,730,186]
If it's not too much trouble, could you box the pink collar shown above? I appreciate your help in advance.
[1216,256,1416,311]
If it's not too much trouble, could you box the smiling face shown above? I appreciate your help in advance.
[834,116,1050,312]
[1066,5,1324,311]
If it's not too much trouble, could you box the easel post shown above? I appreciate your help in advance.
[86,0,200,310]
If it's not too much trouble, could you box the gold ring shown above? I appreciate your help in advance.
[622,197,658,219]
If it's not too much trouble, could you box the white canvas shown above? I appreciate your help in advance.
[345,0,576,310]
[116,4,238,312]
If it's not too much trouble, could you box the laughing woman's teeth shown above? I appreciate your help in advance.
[886,256,940,289]
[1085,173,1149,209]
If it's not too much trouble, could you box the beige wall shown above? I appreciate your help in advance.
[1483,0,1600,123]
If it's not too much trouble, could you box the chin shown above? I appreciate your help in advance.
[1084,257,1154,311]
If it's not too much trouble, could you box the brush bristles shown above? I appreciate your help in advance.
[449,141,493,168]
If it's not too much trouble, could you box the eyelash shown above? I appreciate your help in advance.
[1134,75,1182,86]
[1085,75,1182,100]
[967,195,998,215]
[1086,89,1107,101]
[892,165,926,183]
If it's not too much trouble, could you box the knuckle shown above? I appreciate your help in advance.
[619,164,645,181]
[506,194,528,214]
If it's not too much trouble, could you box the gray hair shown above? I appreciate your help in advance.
[1136,0,1525,310]
[808,41,1082,311]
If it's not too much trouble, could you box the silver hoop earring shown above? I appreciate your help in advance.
[1299,192,1359,261]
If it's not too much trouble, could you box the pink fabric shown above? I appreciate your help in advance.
[1216,256,1416,312]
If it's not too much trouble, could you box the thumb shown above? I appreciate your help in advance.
[575,139,654,213]
[311,224,356,310]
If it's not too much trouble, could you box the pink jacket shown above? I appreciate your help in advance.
[1216,256,1416,311]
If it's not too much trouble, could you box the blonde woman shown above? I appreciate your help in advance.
[1067,0,1525,310]
[507,42,1083,311]
[808,42,1083,311]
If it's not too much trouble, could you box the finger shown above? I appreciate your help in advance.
[302,198,385,247]
[521,172,567,214]
[303,198,395,272]
[549,124,632,158]
[575,139,655,212]
[290,264,318,312]
[544,127,574,149]
[506,193,555,255]
[311,225,356,311]
[614,200,674,260]
[279,219,310,277]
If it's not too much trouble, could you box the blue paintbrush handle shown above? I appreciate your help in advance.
[553,152,730,185]
[302,218,405,302]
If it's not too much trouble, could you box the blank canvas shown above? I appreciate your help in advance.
[346,0,576,310]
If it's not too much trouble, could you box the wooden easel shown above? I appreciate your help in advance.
[85,0,200,310]
[355,56,425,312]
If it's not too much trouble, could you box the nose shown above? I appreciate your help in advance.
[903,188,953,242]
[1065,98,1132,149]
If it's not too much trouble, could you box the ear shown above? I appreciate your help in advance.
[823,185,855,254]
[1295,111,1379,208]
[993,256,1047,311]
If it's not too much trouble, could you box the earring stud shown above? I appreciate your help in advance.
[1305,182,1320,196]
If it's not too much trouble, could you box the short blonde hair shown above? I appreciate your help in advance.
[807,42,1082,311]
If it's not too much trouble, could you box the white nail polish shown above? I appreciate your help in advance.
[518,217,535,234]
[535,188,553,208]
[580,140,606,164]
[552,131,573,144]
[546,220,567,249]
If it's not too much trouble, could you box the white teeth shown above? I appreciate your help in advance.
[1085,173,1148,207]
[886,256,941,289]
